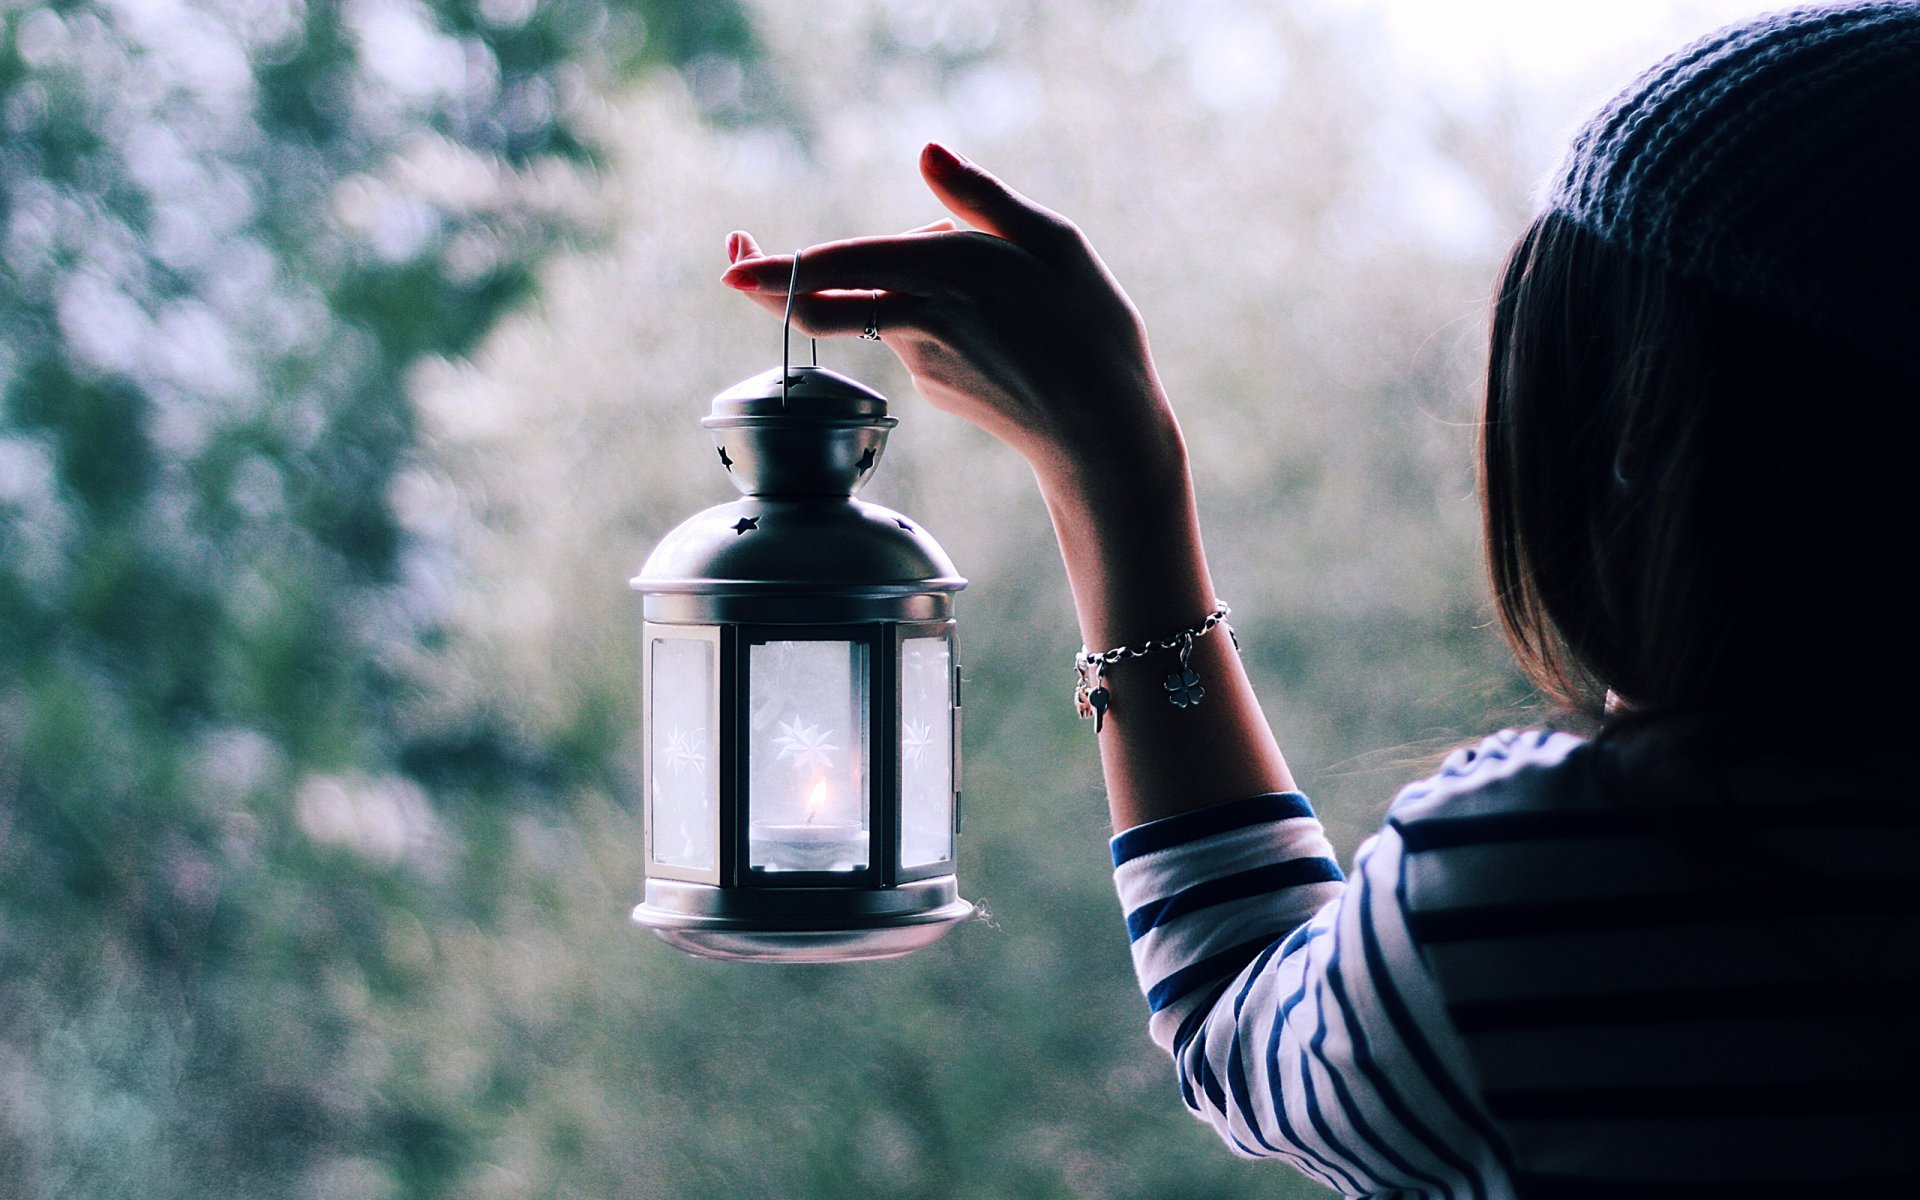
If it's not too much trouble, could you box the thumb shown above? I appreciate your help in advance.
[920,143,1081,260]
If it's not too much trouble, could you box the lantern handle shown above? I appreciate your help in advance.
[779,250,819,408]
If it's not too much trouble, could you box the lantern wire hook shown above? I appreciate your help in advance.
[779,250,817,408]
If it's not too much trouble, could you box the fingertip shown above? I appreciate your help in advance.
[723,256,793,292]
[728,229,769,264]
[922,142,971,175]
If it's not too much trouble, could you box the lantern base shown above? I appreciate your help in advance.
[632,875,975,963]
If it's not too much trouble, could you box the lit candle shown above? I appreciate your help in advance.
[749,776,868,871]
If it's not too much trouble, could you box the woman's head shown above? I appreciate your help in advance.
[1481,3,1920,723]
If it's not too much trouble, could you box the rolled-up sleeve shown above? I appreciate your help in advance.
[1113,793,1345,1053]
[1112,790,1506,1198]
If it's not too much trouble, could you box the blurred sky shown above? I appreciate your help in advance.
[1298,0,1793,240]
[1341,0,1788,85]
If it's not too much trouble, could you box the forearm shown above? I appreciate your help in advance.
[1035,405,1294,832]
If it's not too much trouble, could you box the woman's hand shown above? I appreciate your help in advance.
[720,143,1180,501]
[724,144,1295,823]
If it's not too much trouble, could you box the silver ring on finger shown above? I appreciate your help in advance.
[861,290,881,341]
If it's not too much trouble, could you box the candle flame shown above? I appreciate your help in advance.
[805,777,828,824]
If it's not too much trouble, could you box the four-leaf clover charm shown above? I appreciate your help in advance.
[1164,667,1206,709]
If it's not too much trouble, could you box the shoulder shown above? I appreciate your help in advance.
[1387,728,1592,827]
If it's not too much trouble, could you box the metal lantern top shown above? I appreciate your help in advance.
[633,364,967,624]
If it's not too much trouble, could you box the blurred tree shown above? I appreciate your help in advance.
[0,1,756,1196]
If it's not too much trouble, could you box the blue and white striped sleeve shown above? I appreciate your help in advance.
[1113,787,1509,1198]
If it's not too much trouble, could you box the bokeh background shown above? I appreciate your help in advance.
[0,1,1783,1196]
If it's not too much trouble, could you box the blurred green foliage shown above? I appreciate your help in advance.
[0,0,1671,1197]
[0,1,755,1195]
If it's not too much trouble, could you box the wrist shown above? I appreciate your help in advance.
[1031,403,1192,520]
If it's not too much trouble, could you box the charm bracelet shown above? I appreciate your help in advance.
[1073,600,1236,733]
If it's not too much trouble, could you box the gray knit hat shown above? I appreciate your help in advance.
[1547,2,1920,375]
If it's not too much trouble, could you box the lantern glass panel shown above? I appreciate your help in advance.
[747,639,870,872]
[899,635,954,868]
[650,637,717,871]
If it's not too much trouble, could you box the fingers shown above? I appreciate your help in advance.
[725,220,950,271]
[720,145,1081,296]
[726,230,765,264]
[918,143,1084,262]
[722,211,970,293]
[717,205,997,342]
[788,289,923,341]
[729,284,926,344]
[721,231,985,297]
[723,231,933,338]
[733,286,789,321]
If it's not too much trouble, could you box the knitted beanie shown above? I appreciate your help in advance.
[1546,2,1920,377]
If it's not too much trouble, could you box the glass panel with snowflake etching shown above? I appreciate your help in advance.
[650,638,716,871]
[747,640,870,872]
[899,636,954,868]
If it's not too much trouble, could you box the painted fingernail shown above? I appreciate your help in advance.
[926,142,970,168]
[721,262,772,290]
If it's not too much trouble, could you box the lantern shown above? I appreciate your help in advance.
[630,360,973,962]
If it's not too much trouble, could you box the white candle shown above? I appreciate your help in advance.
[750,777,867,871]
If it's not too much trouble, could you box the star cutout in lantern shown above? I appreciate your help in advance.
[902,718,934,767]
[731,516,758,534]
[856,447,876,473]
[772,718,839,772]
[660,726,708,777]
[717,446,734,470]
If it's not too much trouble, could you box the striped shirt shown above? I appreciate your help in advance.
[1112,729,1920,1198]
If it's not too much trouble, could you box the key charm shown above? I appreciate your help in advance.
[1089,683,1110,732]
[1164,633,1206,709]
[1074,656,1114,731]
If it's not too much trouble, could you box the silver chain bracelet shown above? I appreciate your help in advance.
[1073,600,1236,732]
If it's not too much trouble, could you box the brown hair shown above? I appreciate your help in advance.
[1480,213,1920,730]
